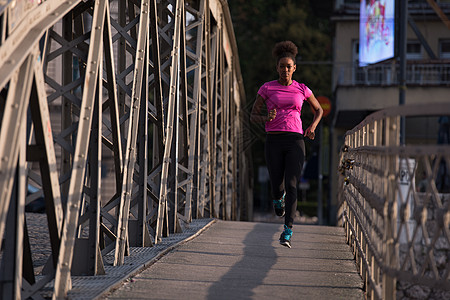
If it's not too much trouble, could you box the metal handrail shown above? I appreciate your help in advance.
[347,103,450,134]
[338,103,450,299]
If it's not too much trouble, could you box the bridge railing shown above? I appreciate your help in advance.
[0,0,251,298]
[338,103,450,299]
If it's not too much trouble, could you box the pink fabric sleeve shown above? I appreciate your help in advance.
[304,85,313,99]
[257,83,268,99]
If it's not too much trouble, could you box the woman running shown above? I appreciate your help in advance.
[250,41,323,248]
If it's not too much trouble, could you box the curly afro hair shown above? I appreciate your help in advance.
[272,41,298,64]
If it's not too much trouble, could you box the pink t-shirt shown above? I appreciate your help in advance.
[257,80,312,134]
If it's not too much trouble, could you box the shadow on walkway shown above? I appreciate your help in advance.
[207,223,279,299]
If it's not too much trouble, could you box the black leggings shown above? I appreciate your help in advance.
[265,132,305,228]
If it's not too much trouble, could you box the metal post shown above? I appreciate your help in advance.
[382,116,399,299]
[317,122,323,225]
[399,0,408,145]
[53,1,107,296]
[114,0,149,264]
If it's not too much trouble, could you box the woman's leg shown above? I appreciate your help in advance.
[265,135,285,200]
[283,139,305,228]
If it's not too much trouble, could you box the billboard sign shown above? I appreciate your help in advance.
[359,0,395,66]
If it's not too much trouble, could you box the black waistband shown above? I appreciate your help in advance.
[266,132,304,140]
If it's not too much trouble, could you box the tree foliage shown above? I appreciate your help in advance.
[228,0,333,200]
[229,0,333,106]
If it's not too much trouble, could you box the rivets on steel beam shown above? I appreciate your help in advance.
[344,177,350,186]
[391,124,397,130]
[1,157,8,162]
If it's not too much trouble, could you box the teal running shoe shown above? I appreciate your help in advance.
[279,225,292,248]
[272,192,286,217]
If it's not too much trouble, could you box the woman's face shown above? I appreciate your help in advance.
[276,57,296,82]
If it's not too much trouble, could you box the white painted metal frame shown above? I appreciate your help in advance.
[339,103,450,299]
[0,0,249,298]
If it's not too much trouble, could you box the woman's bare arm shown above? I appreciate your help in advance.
[250,94,276,123]
[304,93,323,139]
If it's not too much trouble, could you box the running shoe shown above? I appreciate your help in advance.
[272,192,286,217]
[279,225,292,248]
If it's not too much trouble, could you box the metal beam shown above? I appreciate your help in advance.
[114,0,150,266]
[0,0,249,298]
[53,0,108,297]
[426,0,450,30]
[155,0,185,241]
[0,53,35,250]
[407,15,437,60]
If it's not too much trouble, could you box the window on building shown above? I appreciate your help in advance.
[406,41,423,83]
[352,40,359,64]
[439,40,450,59]
[439,40,450,84]
[336,0,359,5]
[406,40,422,60]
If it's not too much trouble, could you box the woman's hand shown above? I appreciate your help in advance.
[250,94,274,123]
[268,109,277,121]
[305,126,316,140]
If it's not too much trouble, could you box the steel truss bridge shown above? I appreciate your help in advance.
[0,0,251,298]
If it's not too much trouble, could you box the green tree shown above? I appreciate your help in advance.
[230,0,332,103]
[229,0,333,212]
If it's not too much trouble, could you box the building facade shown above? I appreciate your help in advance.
[329,0,450,224]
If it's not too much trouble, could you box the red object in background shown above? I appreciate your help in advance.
[316,96,331,118]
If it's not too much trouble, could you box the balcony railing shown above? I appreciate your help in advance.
[336,63,450,87]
